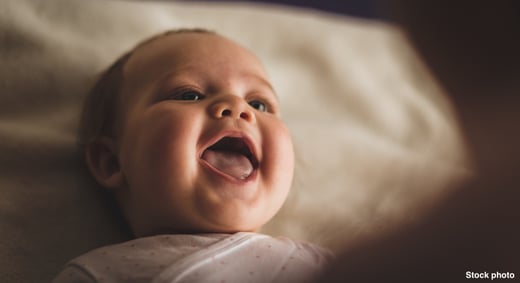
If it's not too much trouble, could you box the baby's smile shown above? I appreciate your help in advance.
[200,133,259,181]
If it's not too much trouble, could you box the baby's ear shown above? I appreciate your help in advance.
[85,137,124,190]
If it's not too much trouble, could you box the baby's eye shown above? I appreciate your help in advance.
[248,100,267,112]
[170,90,204,101]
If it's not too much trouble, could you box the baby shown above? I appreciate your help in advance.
[53,29,332,283]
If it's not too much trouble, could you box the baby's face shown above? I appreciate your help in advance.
[115,33,294,236]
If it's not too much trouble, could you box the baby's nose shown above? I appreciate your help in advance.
[209,95,255,123]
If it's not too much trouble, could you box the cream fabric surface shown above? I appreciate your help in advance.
[0,0,470,282]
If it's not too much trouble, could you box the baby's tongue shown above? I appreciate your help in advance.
[202,149,253,179]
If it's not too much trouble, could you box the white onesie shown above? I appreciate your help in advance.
[53,232,333,283]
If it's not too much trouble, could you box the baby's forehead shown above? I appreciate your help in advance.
[130,32,251,64]
[123,32,268,85]
[127,33,212,70]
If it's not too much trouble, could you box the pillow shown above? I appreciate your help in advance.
[0,0,470,281]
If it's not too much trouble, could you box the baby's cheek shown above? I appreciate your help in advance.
[261,120,294,184]
[274,122,294,163]
[257,121,294,222]
[119,118,174,178]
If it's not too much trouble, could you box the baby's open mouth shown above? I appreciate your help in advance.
[201,137,259,180]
